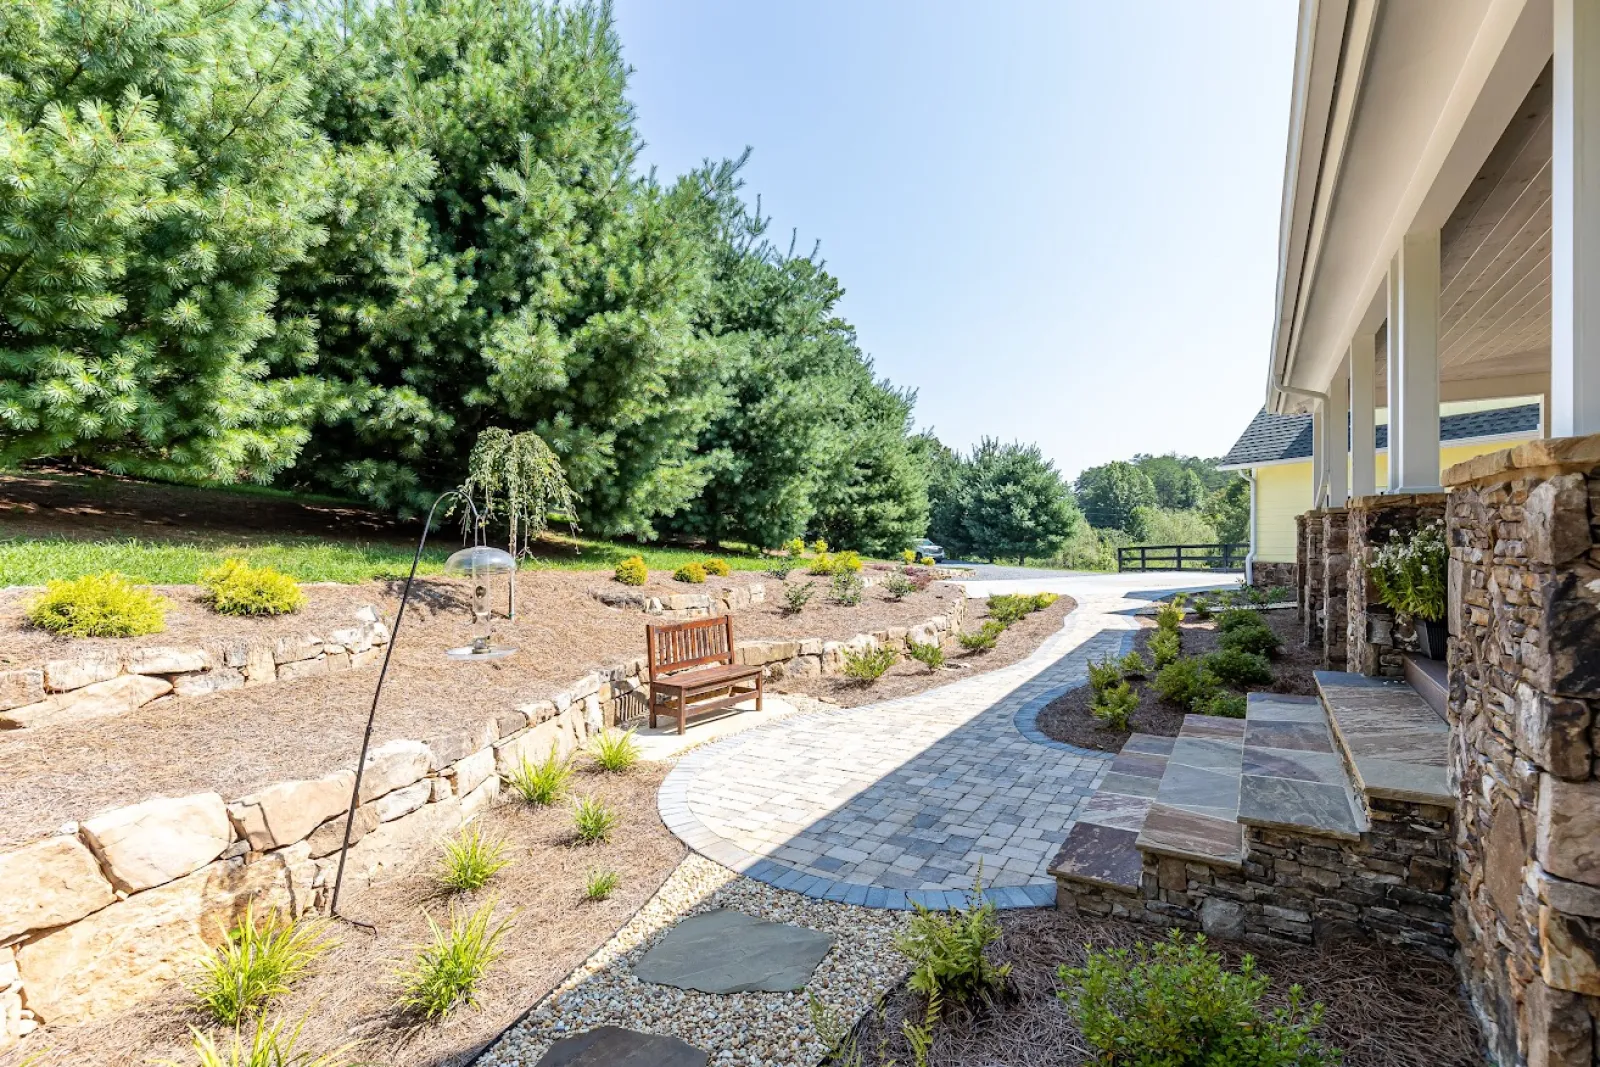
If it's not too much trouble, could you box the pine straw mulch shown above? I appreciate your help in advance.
[0,569,964,850]
[1035,607,1317,753]
[776,595,1078,709]
[5,761,686,1067]
[844,908,1485,1067]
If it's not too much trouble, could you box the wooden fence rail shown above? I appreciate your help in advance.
[1116,543,1249,573]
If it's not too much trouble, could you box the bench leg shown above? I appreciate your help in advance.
[756,674,764,712]
[649,690,656,730]
[677,692,687,736]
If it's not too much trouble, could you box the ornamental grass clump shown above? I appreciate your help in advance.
[200,559,305,617]
[437,826,511,892]
[166,1015,355,1067]
[508,748,571,806]
[1372,520,1448,621]
[1058,931,1340,1067]
[584,869,620,901]
[185,904,334,1026]
[395,899,514,1020]
[571,796,620,844]
[589,728,640,772]
[27,571,168,637]
[673,562,707,584]
[614,555,648,585]
[894,868,1011,1013]
[842,645,897,682]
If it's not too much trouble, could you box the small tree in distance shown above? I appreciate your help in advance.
[958,439,1082,565]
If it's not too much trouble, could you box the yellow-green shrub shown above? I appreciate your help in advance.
[701,558,730,577]
[28,572,168,637]
[811,538,829,554]
[807,552,836,575]
[920,555,936,566]
[200,559,305,617]
[673,562,707,584]
[834,550,862,572]
[902,548,917,564]
[785,537,805,557]
[614,555,648,586]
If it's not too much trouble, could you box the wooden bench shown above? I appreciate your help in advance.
[646,616,763,735]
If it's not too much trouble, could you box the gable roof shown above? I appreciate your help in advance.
[1218,403,1542,469]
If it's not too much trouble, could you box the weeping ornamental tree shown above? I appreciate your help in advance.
[461,427,579,617]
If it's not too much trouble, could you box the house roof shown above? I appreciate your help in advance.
[1218,403,1542,469]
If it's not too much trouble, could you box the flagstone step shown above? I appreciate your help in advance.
[1314,671,1453,807]
[1048,733,1169,891]
[1237,693,1365,841]
[1402,653,1448,719]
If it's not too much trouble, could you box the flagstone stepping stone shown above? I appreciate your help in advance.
[631,908,835,993]
[535,1026,708,1067]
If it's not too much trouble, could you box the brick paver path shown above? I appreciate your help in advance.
[658,573,1234,910]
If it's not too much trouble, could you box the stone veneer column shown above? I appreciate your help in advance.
[1446,435,1600,1067]
[1345,492,1448,677]
[1295,513,1309,623]
[1301,510,1326,649]
[1321,508,1349,671]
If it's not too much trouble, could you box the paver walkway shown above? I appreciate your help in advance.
[657,572,1236,910]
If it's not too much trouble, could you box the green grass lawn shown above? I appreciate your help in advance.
[0,534,779,587]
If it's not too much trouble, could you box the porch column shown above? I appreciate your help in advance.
[1310,400,1326,507]
[1350,331,1377,497]
[1553,0,1600,436]
[1389,232,1442,492]
[1327,355,1350,506]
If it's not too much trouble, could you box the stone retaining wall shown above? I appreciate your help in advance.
[1302,508,1326,648]
[1346,492,1447,677]
[1295,513,1310,622]
[0,599,965,1047]
[1444,434,1600,1067]
[1321,509,1350,671]
[0,607,391,730]
[588,582,767,619]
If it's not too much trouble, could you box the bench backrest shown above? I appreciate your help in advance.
[646,616,736,679]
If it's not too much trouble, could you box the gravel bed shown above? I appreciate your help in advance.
[477,853,912,1067]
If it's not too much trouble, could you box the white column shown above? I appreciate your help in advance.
[1350,331,1377,497]
[1386,266,1403,491]
[1392,230,1442,492]
[1310,400,1326,508]
[1553,0,1600,438]
[1328,355,1350,506]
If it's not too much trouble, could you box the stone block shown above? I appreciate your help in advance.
[461,775,500,820]
[1515,683,1593,779]
[125,646,211,675]
[42,655,120,692]
[323,650,351,672]
[450,747,495,796]
[306,804,376,859]
[1525,474,1592,566]
[0,669,44,712]
[355,604,381,624]
[0,836,115,941]
[373,780,430,823]
[1538,776,1600,888]
[329,797,461,891]
[1199,896,1246,940]
[325,626,370,654]
[227,771,355,851]
[0,674,171,729]
[15,854,293,1026]
[171,667,245,699]
[357,739,434,803]
[272,633,323,665]
[81,792,231,893]
[275,655,328,683]
[1541,566,1600,698]
[243,641,277,685]
[349,647,381,670]
[430,719,497,766]
[1541,906,1600,995]
[216,638,251,669]
[1525,976,1595,1067]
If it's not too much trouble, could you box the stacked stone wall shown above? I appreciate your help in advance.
[1444,436,1600,1067]
[1321,509,1350,671]
[1346,492,1447,677]
[1302,509,1326,648]
[1250,561,1298,590]
[1296,514,1310,622]
[0,599,964,1047]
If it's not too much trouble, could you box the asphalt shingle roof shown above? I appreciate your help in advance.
[1219,403,1542,468]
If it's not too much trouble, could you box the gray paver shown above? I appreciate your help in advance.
[535,1026,708,1067]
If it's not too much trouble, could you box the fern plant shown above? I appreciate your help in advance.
[1091,681,1139,731]
[893,868,1010,1012]
[1087,656,1123,697]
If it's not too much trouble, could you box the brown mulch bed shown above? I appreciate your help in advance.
[6,761,686,1067]
[0,569,963,850]
[1035,608,1316,752]
[777,595,1076,708]
[847,908,1484,1067]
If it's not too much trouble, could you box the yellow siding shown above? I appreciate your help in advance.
[1250,440,1534,562]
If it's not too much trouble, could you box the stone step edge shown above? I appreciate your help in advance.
[1313,672,1454,808]
[1132,833,1245,872]
[1241,691,1370,842]
[1047,859,1141,895]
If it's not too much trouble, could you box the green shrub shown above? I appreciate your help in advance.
[167,1015,355,1067]
[958,620,1006,652]
[572,796,620,844]
[200,559,305,617]
[437,826,511,892]
[808,552,836,575]
[27,571,168,637]
[701,558,730,577]
[1119,650,1150,678]
[589,728,640,772]
[1191,595,1214,620]
[1150,628,1181,667]
[920,555,936,566]
[1091,681,1140,731]
[835,549,863,573]
[785,537,806,557]
[783,580,816,613]
[765,560,794,580]
[842,645,897,682]
[829,569,864,606]
[902,548,918,564]
[1216,608,1266,633]
[1154,657,1221,708]
[894,868,1010,1010]
[883,573,916,600]
[907,638,945,671]
[614,555,648,586]
[1220,621,1281,657]
[584,869,619,901]
[987,593,1046,625]
[185,903,334,1026]
[1087,656,1124,697]
[508,748,571,806]
[396,899,513,1020]
[1205,648,1274,687]
[1155,602,1183,632]
[1033,592,1060,608]
[1197,692,1249,718]
[673,562,707,584]
[1057,931,1339,1067]
[1267,585,1294,604]
[811,538,830,554]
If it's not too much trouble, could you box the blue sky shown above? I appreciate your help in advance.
[612,1,1298,480]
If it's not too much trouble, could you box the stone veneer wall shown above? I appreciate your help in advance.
[1295,513,1310,623]
[1321,509,1350,671]
[1250,561,1298,590]
[1346,492,1448,677]
[1059,799,1455,959]
[0,599,965,1047]
[1444,435,1600,1067]
[1302,509,1326,648]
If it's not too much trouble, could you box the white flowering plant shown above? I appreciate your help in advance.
[1371,520,1447,622]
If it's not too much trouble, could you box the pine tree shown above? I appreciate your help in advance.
[956,439,1081,565]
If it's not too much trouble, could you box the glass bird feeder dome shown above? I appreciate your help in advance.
[444,545,518,660]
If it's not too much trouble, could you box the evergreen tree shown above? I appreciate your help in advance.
[1075,460,1159,533]
[955,439,1081,565]
[809,369,929,555]
[1205,477,1250,543]
[913,431,966,555]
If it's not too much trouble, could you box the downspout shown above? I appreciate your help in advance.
[1245,469,1259,585]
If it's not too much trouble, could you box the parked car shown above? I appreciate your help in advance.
[912,538,945,562]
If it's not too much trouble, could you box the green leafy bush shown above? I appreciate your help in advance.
[508,748,572,806]
[958,620,1006,652]
[584,869,619,901]
[1154,658,1221,708]
[907,639,945,671]
[811,538,830,554]
[765,560,794,580]
[883,573,917,600]
[1216,608,1266,633]
[1119,650,1149,678]
[1088,656,1124,697]
[1150,629,1181,667]
[572,796,620,844]
[1092,681,1140,731]
[1197,692,1249,718]
[786,538,806,557]
[673,562,707,584]
[1267,585,1294,604]
[590,728,640,772]
[1205,648,1274,687]
[186,904,334,1026]
[829,570,865,606]
[396,899,513,1019]
[1155,602,1183,632]
[438,826,511,892]
[1057,931,1340,1067]
[808,552,837,575]
[1191,595,1214,620]
[835,550,863,572]
[1220,621,1282,657]
[987,592,1051,625]
[920,555,936,566]
[1371,520,1448,621]
[27,572,168,637]
[614,555,648,586]
[701,558,731,577]
[894,869,1011,1010]
[783,580,817,613]
[200,559,305,617]
[842,645,897,682]
[167,1015,355,1067]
